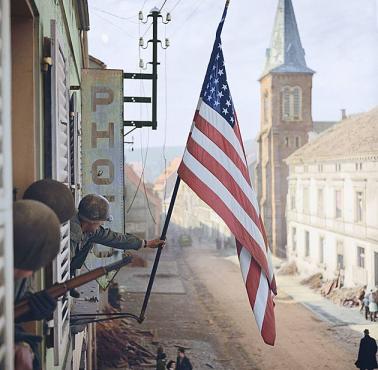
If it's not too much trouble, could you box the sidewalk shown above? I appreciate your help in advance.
[226,254,378,338]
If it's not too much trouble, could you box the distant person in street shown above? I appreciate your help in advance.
[364,293,371,321]
[369,290,378,322]
[70,194,165,297]
[167,360,176,370]
[355,329,378,370]
[156,346,167,370]
[359,286,367,312]
[176,347,193,370]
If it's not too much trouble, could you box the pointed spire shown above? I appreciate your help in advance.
[262,0,314,77]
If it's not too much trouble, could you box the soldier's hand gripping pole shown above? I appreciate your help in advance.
[15,255,133,319]
[138,176,181,322]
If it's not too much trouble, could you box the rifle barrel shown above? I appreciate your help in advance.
[15,256,133,319]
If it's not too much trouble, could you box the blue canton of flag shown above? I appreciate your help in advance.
[200,32,235,127]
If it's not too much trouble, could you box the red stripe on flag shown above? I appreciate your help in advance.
[261,291,276,345]
[178,162,270,279]
[244,255,261,309]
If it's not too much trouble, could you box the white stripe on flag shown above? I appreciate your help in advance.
[199,101,246,164]
[254,270,269,331]
[239,246,251,283]
[182,151,267,257]
[191,125,260,213]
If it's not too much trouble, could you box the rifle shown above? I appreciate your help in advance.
[15,255,133,319]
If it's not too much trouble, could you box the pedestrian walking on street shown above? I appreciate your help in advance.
[369,290,378,322]
[176,347,193,370]
[360,286,367,312]
[355,329,378,370]
[167,360,176,370]
[364,294,371,320]
[156,346,167,370]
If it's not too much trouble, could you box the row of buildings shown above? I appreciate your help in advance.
[255,0,378,289]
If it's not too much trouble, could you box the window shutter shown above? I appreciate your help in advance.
[0,1,14,368]
[69,92,82,206]
[50,19,71,366]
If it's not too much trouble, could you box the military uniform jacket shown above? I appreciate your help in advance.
[70,213,142,272]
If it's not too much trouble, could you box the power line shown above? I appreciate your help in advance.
[169,0,183,12]
[159,0,169,12]
[92,6,137,22]
[92,12,136,39]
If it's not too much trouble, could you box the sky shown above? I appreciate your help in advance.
[87,0,378,154]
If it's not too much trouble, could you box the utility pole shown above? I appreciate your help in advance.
[123,7,170,131]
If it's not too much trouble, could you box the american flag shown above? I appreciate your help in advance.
[177,2,277,345]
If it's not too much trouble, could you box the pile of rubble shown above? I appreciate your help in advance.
[300,272,363,307]
[276,260,298,276]
[97,310,156,369]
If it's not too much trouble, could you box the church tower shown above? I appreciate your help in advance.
[256,0,314,257]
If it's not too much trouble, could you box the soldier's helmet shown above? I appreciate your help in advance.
[13,200,61,271]
[78,194,113,222]
[23,179,75,223]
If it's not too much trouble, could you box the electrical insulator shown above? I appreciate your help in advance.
[139,37,144,47]
[165,38,170,48]
[166,13,171,22]
[138,11,143,20]
[139,59,144,68]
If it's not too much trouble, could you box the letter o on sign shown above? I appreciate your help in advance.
[92,159,115,185]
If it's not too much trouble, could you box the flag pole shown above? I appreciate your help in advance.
[138,176,181,322]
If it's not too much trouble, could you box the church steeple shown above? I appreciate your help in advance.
[262,0,314,77]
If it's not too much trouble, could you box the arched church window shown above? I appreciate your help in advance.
[282,86,302,121]
[292,87,302,120]
[282,87,291,120]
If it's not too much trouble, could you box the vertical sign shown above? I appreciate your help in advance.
[81,69,124,288]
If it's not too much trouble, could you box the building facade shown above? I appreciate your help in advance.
[286,108,378,288]
[124,164,161,240]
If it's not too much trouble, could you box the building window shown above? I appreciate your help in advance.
[282,86,302,121]
[357,246,365,268]
[319,236,325,264]
[305,231,310,257]
[317,188,324,217]
[355,163,363,171]
[355,191,364,223]
[335,190,342,219]
[295,136,300,148]
[292,227,297,251]
[318,164,323,172]
[284,136,289,147]
[337,241,344,269]
[336,163,341,172]
[290,189,296,210]
[303,187,309,214]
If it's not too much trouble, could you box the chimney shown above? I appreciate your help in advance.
[341,109,347,120]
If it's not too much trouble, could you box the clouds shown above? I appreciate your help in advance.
[87,0,378,148]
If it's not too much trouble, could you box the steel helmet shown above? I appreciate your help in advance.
[13,200,61,271]
[23,179,75,223]
[78,194,113,222]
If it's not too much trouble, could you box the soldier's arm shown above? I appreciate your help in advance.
[92,227,144,250]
